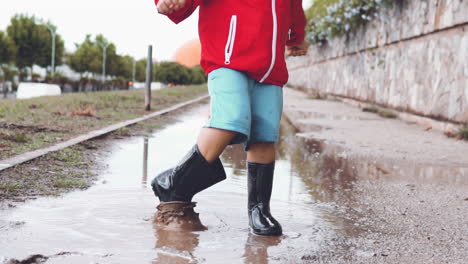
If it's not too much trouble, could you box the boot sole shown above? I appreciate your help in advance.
[250,227,283,236]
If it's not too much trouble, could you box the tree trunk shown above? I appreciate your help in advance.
[2,80,6,99]
[79,73,83,92]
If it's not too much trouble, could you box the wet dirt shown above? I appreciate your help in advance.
[1,105,467,263]
[155,202,206,231]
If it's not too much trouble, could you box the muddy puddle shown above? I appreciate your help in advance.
[1,105,467,263]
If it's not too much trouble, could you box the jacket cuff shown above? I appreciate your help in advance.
[154,0,192,24]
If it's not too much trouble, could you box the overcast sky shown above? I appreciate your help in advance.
[0,0,312,61]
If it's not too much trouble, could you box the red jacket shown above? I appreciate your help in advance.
[154,0,306,86]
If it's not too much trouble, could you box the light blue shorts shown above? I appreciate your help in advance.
[206,67,283,149]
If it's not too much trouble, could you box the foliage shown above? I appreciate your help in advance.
[306,0,339,20]
[154,61,192,85]
[68,34,131,80]
[102,77,129,90]
[153,62,207,85]
[35,24,65,69]
[67,35,101,76]
[95,34,119,78]
[45,72,70,85]
[0,65,18,83]
[457,127,468,140]
[6,14,65,77]
[113,55,134,80]
[190,65,207,84]
[134,59,147,82]
[306,0,396,45]
[362,105,397,118]
[0,31,17,64]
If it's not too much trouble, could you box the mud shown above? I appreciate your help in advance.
[1,105,467,263]
[0,122,65,134]
[155,202,206,231]
[5,254,48,264]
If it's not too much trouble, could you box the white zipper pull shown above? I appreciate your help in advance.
[288,29,292,40]
[225,15,237,65]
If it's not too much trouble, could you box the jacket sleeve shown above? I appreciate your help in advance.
[154,0,200,24]
[286,0,307,46]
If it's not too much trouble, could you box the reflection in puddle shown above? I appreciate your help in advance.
[153,203,205,264]
[142,137,149,187]
[243,234,281,264]
[1,105,467,263]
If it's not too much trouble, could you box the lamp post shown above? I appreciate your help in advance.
[36,19,57,76]
[132,58,136,89]
[46,24,57,76]
[98,41,110,83]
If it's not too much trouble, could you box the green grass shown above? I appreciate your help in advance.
[0,131,29,143]
[457,126,468,140]
[52,178,88,189]
[0,182,23,192]
[47,145,96,170]
[308,94,342,102]
[362,106,379,113]
[0,84,207,159]
[363,106,398,119]
[308,94,326,100]
[378,109,398,119]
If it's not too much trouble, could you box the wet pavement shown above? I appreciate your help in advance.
[1,105,468,263]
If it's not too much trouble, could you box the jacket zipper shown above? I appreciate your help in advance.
[224,15,237,65]
[260,0,278,83]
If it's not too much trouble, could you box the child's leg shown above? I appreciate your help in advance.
[245,82,283,236]
[197,127,237,164]
[246,142,275,163]
[152,68,252,203]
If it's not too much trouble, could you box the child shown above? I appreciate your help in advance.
[151,0,308,236]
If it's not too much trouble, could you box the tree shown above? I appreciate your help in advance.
[135,59,147,82]
[0,31,17,64]
[154,61,192,85]
[190,65,207,84]
[95,34,119,80]
[35,24,65,71]
[0,31,17,96]
[67,35,101,77]
[112,55,134,80]
[6,14,65,79]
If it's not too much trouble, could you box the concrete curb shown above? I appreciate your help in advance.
[287,86,463,133]
[337,97,463,133]
[0,94,209,172]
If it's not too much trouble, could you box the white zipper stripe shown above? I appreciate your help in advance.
[260,0,277,83]
[224,15,237,65]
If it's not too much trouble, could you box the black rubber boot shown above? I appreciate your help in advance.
[151,145,226,202]
[247,161,282,236]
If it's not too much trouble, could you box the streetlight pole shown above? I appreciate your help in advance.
[46,25,57,76]
[36,19,57,76]
[98,41,110,83]
[132,58,136,88]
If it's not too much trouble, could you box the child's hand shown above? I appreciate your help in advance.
[286,40,308,56]
[157,0,187,14]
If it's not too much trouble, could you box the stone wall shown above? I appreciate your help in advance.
[287,0,468,124]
